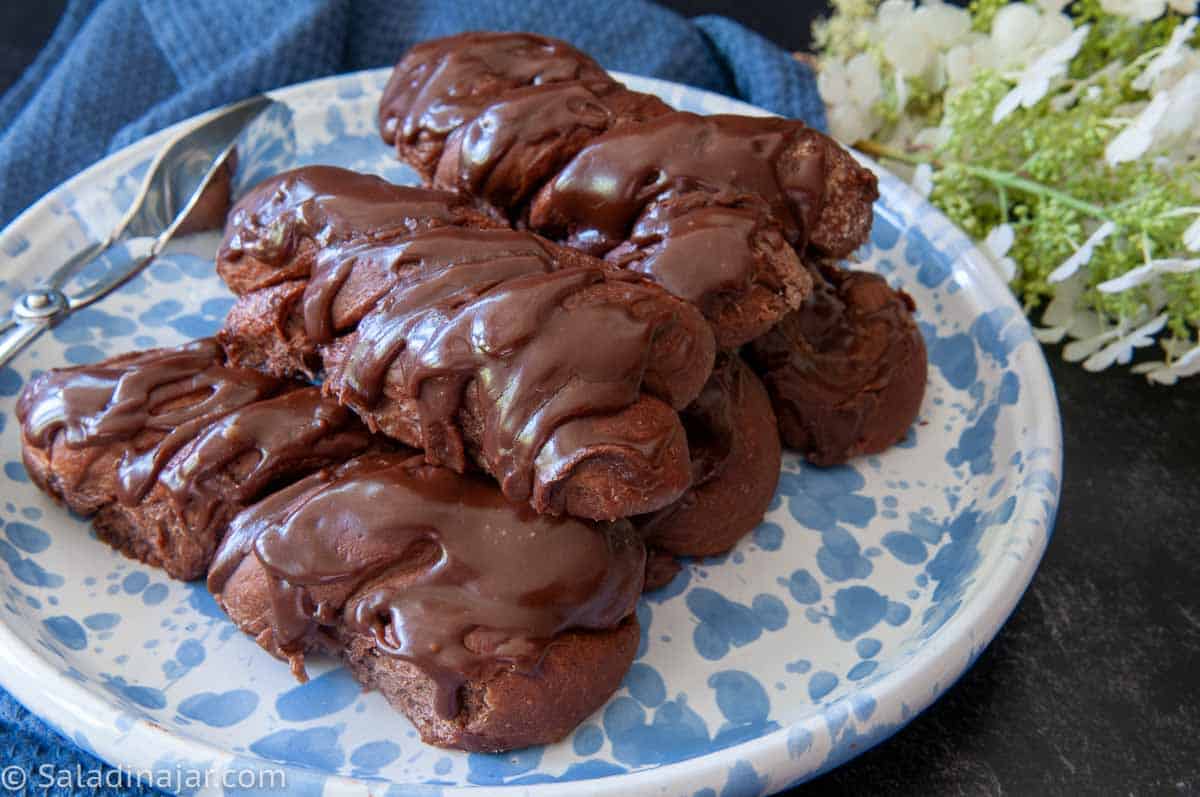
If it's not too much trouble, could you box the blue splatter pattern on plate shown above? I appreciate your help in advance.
[0,70,1060,796]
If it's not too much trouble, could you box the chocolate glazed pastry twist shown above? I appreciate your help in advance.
[16,340,373,580]
[209,452,645,752]
[217,167,716,521]
[746,263,928,465]
[217,164,505,296]
[379,32,881,348]
[638,353,782,563]
[379,31,620,179]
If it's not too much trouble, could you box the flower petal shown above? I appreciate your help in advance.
[1105,91,1171,165]
[912,162,934,197]
[1185,216,1200,252]
[1082,314,1167,371]
[1048,221,1116,282]
[1097,258,1200,293]
[1133,17,1198,91]
[984,223,1015,257]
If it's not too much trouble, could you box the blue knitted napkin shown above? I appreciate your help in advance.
[0,0,822,791]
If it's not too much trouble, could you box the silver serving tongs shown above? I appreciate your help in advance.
[0,95,277,369]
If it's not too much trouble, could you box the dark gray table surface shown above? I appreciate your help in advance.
[3,2,1198,794]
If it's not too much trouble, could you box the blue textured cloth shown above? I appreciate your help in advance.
[0,1,821,791]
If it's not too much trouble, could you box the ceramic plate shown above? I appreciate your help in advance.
[0,70,1061,796]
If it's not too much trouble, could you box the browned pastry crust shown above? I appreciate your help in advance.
[637,353,781,558]
[642,547,684,592]
[210,452,645,752]
[343,620,639,752]
[15,340,372,580]
[379,32,882,348]
[746,263,928,465]
[217,168,716,521]
[218,553,639,751]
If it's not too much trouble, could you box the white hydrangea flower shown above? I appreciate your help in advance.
[829,103,875,143]
[912,162,934,197]
[817,58,851,104]
[877,0,915,26]
[1100,0,1167,21]
[1032,12,1076,53]
[846,53,884,107]
[1082,313,1168,371]
[882,24,936,77]
[1169,0,1198,13]
[991,4,1041,67]
[1034,326,1069,343]
[1047,221,1116,282]
[1133,17,1198,91]
[893,71,909,110]
[1104,90,1171,165]
[993,25,1091,123]
[819,54,886,144]
[1036,271,1087,342]
[982,223,1018,282]
[1185,216,1200,251]
[945,35,998,89]
[913,1,972,48]
[913,125,950,150]
[1152,71,1200,146]
[1097,257,1200,293]
[1133,343,1200,385]
[1063,326,1122,362]
[876,0,974,81]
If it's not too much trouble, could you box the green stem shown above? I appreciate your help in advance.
[855,140,1116,222]
[966,166,1114,221]
[854,140,927,165]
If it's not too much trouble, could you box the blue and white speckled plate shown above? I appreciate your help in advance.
[0,71,1060,796]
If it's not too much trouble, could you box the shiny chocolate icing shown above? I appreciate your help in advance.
[16,339,370,525]
[530,112,828,254]
[315,226,705,502]
[17,340,280,504]
[208,452,645,718]
[607,199,771,308]
[219,165,485,271]
[437,80,671,213]
[746,264,927,465]
[160,388,370,529]
[447,80,618,208]
[379,31,611,149]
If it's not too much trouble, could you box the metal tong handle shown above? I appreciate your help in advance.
[0,95,274,370]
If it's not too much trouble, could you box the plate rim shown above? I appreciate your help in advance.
[0,66,1062,795]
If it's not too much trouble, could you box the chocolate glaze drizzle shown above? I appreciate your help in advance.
[531,112,827,254]
[17,340,280,504]
[379,32,611,148]
[160,388,371,529]
[219,165,487,273]
[607,200,770,308]
[437,79,671,214]
[447,80,617,209]
[16,340,371,533]
[208,452,645,718]
[316,226,705,501]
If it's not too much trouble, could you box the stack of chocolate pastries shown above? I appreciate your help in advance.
[16,33,927,753]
